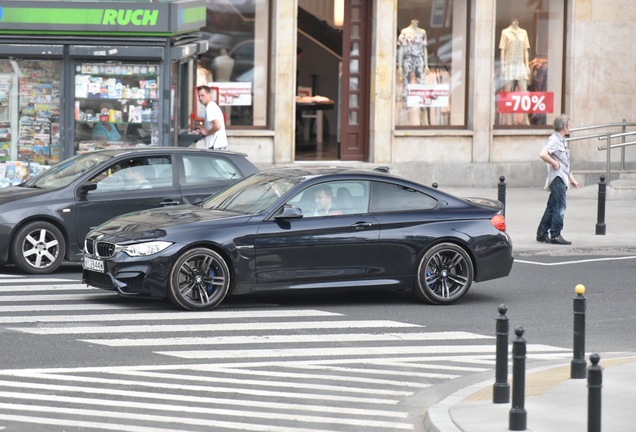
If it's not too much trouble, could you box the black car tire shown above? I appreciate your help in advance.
[414,242,474,305]
[10,221,66,274]
[168,248,231,311]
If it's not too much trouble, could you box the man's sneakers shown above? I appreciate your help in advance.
[550,235,572,245]
[536,233,572,245]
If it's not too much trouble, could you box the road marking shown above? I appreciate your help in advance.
[9,320,420,335]
[80,331,491,347]
[0,414,181,432]
[0,309,340,324]
[516,255,636,266]
[0,278,80,284]
[0,392,412,430]
[0,293,112,302]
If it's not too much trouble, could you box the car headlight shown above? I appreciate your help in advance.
[116,241,173,257]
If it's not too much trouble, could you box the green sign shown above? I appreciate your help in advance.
[0,1,205,35]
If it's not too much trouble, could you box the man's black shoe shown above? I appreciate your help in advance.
[536,234,550,243]
[551,235,572,245]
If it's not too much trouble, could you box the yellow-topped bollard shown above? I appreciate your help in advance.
[571,283,587,379]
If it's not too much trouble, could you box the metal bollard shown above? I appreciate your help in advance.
[509,326,527,431]
[596,176,606,235]
[493,304,510,403]
[587,353,602,432]
[497,176,506,216]
[571,284,587,379]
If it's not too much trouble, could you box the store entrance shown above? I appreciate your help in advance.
[295,1,370,161]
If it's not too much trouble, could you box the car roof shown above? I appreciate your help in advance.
[85,146,249,158]
[258,165,404,182]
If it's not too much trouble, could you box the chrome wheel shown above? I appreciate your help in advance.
[168,248,230,311]
[11,221,66,274]
[415,243,473,305]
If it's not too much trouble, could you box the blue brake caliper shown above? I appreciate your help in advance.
[207,268,216,295]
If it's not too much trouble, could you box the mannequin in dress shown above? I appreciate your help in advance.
[397,19,430,124]
[212,48,235,82]
[211,49,235,125]
[499,19,531,124]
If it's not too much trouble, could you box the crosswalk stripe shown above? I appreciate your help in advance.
[2,374,401,405]
[110,369,432,391]
[0,278,80,284]
[0,414,183,432]
[156,343,567,360]
[0,293,112,302]
[80,331,490,347]
[9,320,421,335]
[0,392,412,430]
[0,284,87,291]
[0,309,341,324]
[0,378,405,418]
[0,303,161,313]
[0,402,371,432]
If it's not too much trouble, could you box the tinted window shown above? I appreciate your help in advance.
[181,155,242,185]
[287,181,370,217]
[370,181,437,212]
[90,156,172,193]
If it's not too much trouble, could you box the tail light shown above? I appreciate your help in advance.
[490,214,506,232]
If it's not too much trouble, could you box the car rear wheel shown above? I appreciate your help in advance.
[414,243,473,305]
[10,221,66,274]
[168,248,231,311]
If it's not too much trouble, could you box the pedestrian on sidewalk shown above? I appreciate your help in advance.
[536,114,579,245]
[196,85,228,150]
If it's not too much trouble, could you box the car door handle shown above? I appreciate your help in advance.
[351,221,373,229]
[160,200,180,206]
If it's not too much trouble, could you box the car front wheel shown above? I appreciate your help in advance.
[414,243,474,305]
[10,221,66,274]
[168,248,231,311]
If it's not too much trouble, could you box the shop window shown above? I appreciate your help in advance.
[0,59,62,167]
[495,0,565,127]
[198,0,270,127]
[395,0,468,128]
[73,61,160,153]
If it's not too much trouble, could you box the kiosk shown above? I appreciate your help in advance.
[0,0,207,165]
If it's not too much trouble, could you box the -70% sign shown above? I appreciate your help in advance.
[497,92,554,114]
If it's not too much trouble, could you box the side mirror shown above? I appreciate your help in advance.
[77,181,97,196]
[275,205,303,220]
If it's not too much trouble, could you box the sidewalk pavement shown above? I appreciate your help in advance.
[423,184,636,432]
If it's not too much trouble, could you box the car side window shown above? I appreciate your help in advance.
[90,156,172,193]
[287,181,370,217]
[181,155,242,185]
[370,181,438,212]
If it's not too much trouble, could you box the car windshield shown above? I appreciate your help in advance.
[23,153,113,189]
[201,172,300,214]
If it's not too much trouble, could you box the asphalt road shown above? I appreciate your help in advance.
[1,252,635,431]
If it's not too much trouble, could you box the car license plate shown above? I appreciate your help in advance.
[83,257,104,273]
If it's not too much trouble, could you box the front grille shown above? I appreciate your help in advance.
[95,241,116,258]
[85,238,94,255]
[84,271,115,289]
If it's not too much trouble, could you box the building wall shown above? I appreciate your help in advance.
[228,0,636,186]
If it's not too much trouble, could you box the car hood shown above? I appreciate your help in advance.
[0,186,50,203]
[93,204,252,242]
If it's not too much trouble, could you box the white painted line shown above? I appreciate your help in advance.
[0,278,80,284]
[111,369,428,391]
[11,373,401,405]
[0,414,183,432]
[516,255,636,266]
[0,309,340,324]
[0,284,88,291]
[156,344,502,360]
[9,320,421,335]
[0,402,362,432]
[0,293,112,303]
[270,364,460,380]
[0,304,161,313]
[80,331,490,347]
[0,391,411,429]
[0,378,402,418]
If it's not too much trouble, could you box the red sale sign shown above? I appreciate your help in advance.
[497,92,554,114]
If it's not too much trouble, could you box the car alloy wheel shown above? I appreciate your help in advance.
[168,247,231,311]
[10,221,66,274]
[415,242,474,305]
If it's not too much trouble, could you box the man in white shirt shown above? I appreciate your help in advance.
[196,85,228,150]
